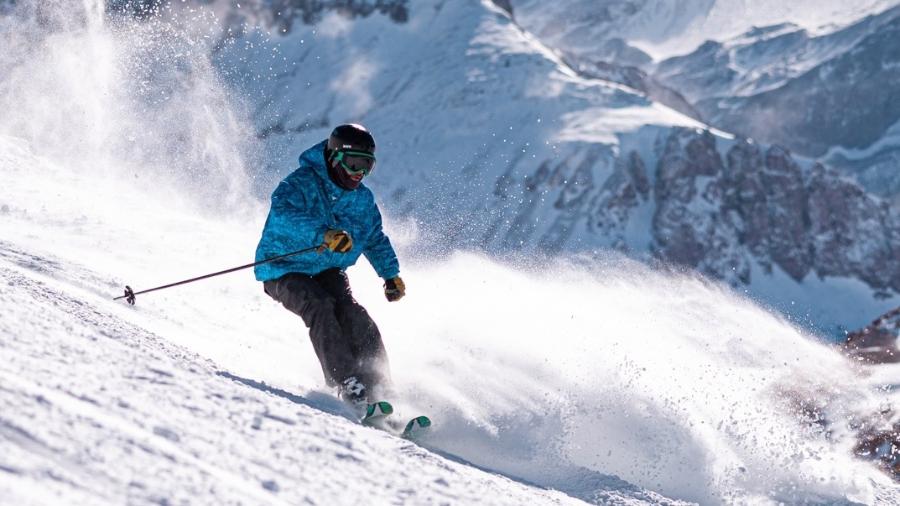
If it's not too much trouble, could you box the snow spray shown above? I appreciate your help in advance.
[0,0,257,213]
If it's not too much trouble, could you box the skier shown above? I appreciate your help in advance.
[254,123,405,409]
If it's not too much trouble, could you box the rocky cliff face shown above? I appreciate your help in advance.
[486,127,900,295]
[844,306,900,477]
[648,129,900,291]
[257,0,408,29]
[651,129,746,281]
[428,116,900,314]
[845,306,900,363]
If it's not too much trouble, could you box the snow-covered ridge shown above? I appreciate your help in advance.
[653,5,900,155]
[657,5,900,201]
[506,0,900,60]
[502,1,900,201]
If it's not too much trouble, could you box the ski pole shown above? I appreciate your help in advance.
[113,245,321,305]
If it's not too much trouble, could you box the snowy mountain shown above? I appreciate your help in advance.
[3,1,900,502]
[501,0,900,199]
[653,6,900,201]
[180,0,900,334]
[503,0,900,61]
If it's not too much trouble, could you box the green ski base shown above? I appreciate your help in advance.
[401,415,432,438]
[362,401,394,422]
[360,401,431,440]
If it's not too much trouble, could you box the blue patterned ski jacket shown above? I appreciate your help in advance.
[254,140,400,282]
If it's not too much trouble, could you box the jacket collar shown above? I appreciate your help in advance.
[299,140,366,200]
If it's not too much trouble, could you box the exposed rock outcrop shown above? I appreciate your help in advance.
[591,150,650,251]
[844,306,900,477]
[481,127,899,297]
[845,306,900,363]
[651,129,748,282]
[649,128,900,291]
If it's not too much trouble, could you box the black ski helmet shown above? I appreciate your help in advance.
[327,123,375,157]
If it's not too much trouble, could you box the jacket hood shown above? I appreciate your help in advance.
[300,140,365,193]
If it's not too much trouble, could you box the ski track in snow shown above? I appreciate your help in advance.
[0,259,589,505]
[0,242,686,505]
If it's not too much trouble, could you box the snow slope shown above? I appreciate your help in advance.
[0,265,583,505]
[2,136,900,503]
[2,250,584,506]
[1,135,687,505]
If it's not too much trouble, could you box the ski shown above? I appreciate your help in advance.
[358,401,431,440]
[400,415,431,439]
[360,400,394,426]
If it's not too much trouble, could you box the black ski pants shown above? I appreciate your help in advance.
[263,268,389,391]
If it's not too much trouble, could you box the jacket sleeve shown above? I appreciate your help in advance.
[363,203,400,280]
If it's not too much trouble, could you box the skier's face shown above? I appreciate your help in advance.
[329,149,375,190]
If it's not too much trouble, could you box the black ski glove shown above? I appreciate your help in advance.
[384,276,405,302]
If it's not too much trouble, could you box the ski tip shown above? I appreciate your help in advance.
[374,401,394,415]
[363,400,394,421]
[402,415,432,438]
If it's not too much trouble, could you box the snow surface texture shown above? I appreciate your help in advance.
[0,234,595,505]
[2,1,900,504]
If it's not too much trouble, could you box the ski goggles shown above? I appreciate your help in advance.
[333,149,376,177]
